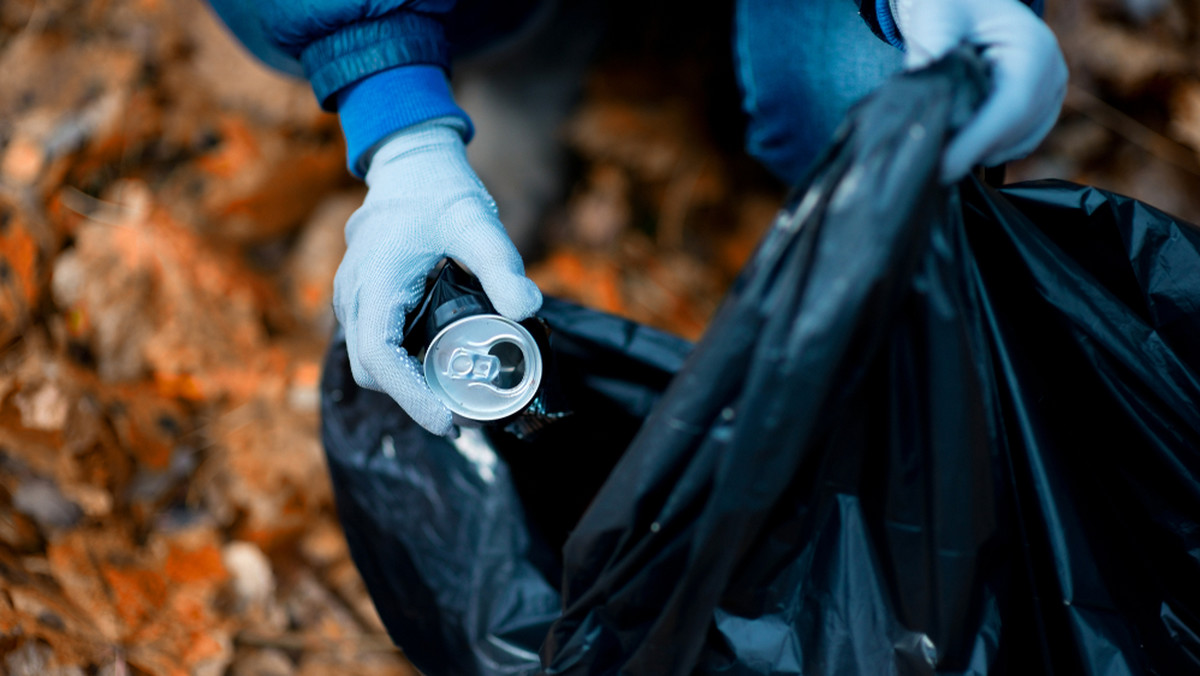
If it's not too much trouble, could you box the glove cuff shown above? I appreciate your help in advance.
[363,116,481,195]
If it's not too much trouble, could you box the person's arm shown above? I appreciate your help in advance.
[205,0,471,174]
[854,0,1066,183]
[206,1,541,435]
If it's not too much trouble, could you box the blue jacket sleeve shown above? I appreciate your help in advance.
[206,0,472,176]
[206,0,456,109]
[856,0,1044,49]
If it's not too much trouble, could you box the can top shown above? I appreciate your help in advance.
[424,314,543,421]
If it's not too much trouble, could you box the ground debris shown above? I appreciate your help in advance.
[3,640,86,676]
[0,198,55,347]
[1,0,1197,673]
[0,0,375,672]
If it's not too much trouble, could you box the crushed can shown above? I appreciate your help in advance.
[402,260,571,437]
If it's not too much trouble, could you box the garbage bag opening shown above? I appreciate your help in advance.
[321,49,1200,676]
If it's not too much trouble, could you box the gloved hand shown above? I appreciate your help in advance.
[891,0,1068,182]
[333,117,543,435]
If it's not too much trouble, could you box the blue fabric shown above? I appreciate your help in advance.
[214,0,455,55]
[205,0,539,174]
[734,0,904,185]
[203,0,305,77]
[208,0,1049,184]
[875,0,904,49]
[301,11,449,109]
[207,0,457,109]
[206,0,544,108]
[735,0,1045,184]
[337,65,473,176]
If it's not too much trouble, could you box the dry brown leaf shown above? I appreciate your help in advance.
[298,518,349,570]
[50,180,286,400]
[202,400,330,550]
[43,525,236,675]
[0,201,51,346]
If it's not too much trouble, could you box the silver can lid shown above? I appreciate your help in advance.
[424,314,543,421]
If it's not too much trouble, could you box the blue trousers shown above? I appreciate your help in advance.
[735,0,903,184]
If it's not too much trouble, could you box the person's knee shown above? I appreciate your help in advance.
[734,0,902,184]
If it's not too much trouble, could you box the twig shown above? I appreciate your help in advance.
[235,630,399,655]
[658,160,705,249]
[58,186,129,225]
[1065,84,1200,178]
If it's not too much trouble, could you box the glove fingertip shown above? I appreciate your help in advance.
[490,276,543,321]
[940,146,974,185]
[900,9,961,71]
[904,42,943,71]
[421,409,455,437]
[400,387,455,435]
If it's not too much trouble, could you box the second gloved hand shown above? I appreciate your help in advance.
[333,117,543,435]
[892,0,1068,182]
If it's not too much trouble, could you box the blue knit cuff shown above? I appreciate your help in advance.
[302,11,449,111]
[336,65,475,177]
[875,0,905,50]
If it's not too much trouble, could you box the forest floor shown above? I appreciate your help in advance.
[1,0,1198,674]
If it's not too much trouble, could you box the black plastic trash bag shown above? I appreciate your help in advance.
[320,51,1200,675]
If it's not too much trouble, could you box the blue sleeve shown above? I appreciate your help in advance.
[206,0,455,109]
[337,65,473,176]
[205,0,472,176]
[203,0,306,77]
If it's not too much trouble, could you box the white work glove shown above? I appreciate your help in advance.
[333,117,543,435]
[891,0,1068,182]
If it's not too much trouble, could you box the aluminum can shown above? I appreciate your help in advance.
[423,314,544,421]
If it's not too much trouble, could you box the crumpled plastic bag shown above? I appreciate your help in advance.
[321,51,1200,675]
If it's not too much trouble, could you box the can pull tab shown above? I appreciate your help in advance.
[424,316,538,419]
[446,347,501,384]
